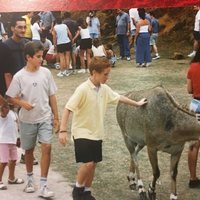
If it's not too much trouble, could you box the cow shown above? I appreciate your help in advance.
[116,86,200,200]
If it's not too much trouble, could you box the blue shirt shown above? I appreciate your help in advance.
[116,12,130,35]
[151,18,159,33]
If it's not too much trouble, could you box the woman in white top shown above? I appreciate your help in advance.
[31,15,43,41]
[73,18,92,73]
[86,11,100,39]
[52,17,72,77]
[135,8,152,67]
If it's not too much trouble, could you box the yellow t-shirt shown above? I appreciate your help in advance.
[22,15,32,39]
[66,79,120,140]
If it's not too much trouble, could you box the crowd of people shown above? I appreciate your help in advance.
[0,7,200,200]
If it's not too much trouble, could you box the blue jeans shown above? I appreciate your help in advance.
[117,34,130,58]
[136,33,151,64]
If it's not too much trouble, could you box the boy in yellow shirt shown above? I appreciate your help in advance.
[59,57,147,200]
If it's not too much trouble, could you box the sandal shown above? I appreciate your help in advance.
[0,182,7,190]
[8,178,24,184]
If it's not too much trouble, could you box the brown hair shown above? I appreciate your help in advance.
[89,57,111,74]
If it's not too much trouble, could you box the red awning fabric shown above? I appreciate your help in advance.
[0,0,199,12]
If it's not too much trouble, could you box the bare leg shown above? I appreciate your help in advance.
[65,51,71,71]
[194,40,199,51]
[25,148,34,173]
[188,141,200,180]
[8,160,16,180]
[86,49,92,68]
[40,143,51,178]
[77,162,96,186]
[0,163,7,182]
[80,50,86,69]
[59,53,66,72]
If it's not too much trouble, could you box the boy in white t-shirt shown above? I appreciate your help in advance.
[6,41,59,198]
[0,102,24,190]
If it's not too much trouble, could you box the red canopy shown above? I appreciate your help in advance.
[0,0,199,12]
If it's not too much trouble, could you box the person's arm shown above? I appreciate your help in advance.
[58,108,72,146]
[7,96,34,110]
[67,27,73,41]
[119,95,147,107]
[0,95,6,106]
[4,73,12,88]
[52,28,57,50]
[49,94,59,133]
[187,79,193,94]
[73,28,80,43]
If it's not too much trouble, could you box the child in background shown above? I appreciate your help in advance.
[104,43,117,67]
[73,18,92,73]
[0,102,24,190]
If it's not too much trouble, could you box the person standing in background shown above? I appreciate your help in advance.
[62,12,78,72]
[0,14,8,42]
[135,8,151,67]
[129,8,139,49]
[86,11,100,40]
[188,6,200,58]
[187,47,200,188]
[116,9,131,61]
[38,11,55,42]
[22,12,34,40]
[53,17,72,77]
[149,11,160,60]
[4,17,38,165]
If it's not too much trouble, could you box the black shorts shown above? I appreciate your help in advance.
[74,138,102,163]
[193,31,200,41]
[80,38,92,50]
[57,42,72,53]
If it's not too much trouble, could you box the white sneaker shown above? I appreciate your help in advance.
[152,55,160,60]
[24,180,35,193]
[57,71,64,77]
[77,69,86,74]
[146,62,151,67]
[126,57,131,61]
[188,51,196,58]
[64,70,73,77]
[38,185,54,198]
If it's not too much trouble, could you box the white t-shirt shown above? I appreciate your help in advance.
[0,110,18,144]
[42,38,52,49]
[54,24,70,45]
[47,45,56,55]
[194,10,200,31]
[129,8,140,31]
[80,27,91,39]
[6,67,57,123]
[31,23,41,40]
[91,45,106,57]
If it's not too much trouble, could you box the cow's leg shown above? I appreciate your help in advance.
[147,147,160,200]
[127,158,137,190]
[130,144,147,200]
[169,151,182,200]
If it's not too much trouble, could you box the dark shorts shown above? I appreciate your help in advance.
[57,42,72,53]
[80,38,92,50]
[74,138,102,163]
[193,31,200,41]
